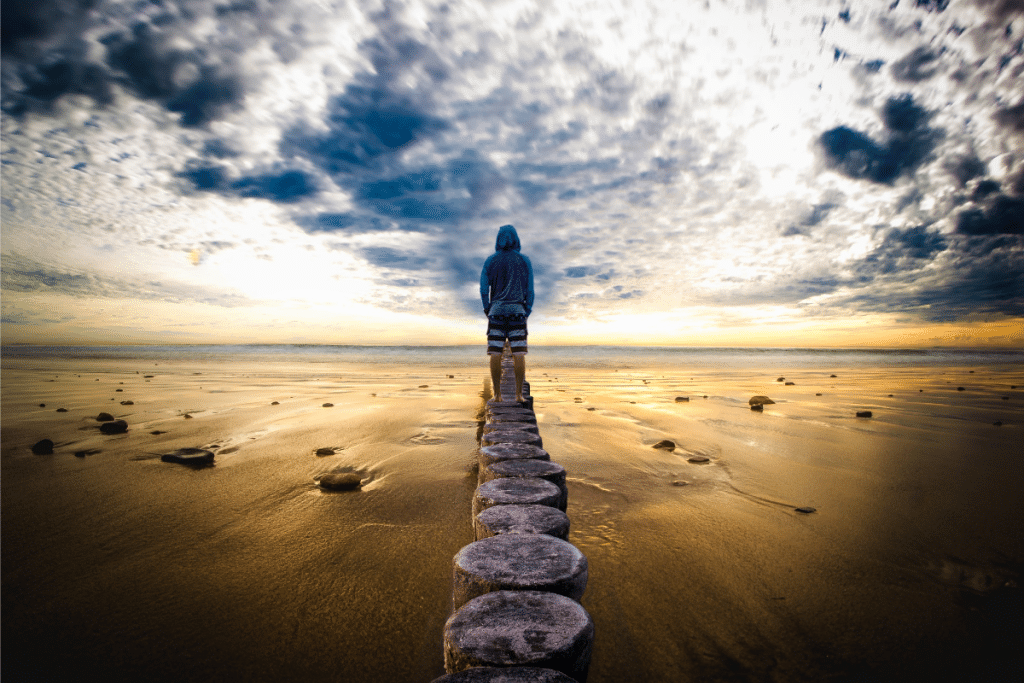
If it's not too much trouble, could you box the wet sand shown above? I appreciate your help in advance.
[2,353,1022,681]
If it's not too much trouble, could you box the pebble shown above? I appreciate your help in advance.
[318,472,362,491]
[96,412,115,422]
[856,411,872,418]
[749,396,775,405]
[31,439,54,455]
[687,455,710,463]
[315,448,335,456]
[120,400,134,405]
[56,408,68,412]
[271,401,280,405]
[100,420,128,434]
[322,403,334,407]
[675,396,689,402]
[160,448,214,466]
[795,507,817,514]
[652,439,676,451]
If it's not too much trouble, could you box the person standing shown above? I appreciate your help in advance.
[480,224,534,403]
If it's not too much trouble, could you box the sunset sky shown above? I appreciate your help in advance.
[2,0,1022,347]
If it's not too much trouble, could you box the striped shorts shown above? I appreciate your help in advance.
[487,316,528,355]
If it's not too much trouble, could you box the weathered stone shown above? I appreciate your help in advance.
[100,419,128,434]
[652,439,675,450]
[430,666,577,682]
[483,421,539,435]
[475,504,570,541]
[444,591,593,681]
[687,455,710,463]
[322,403,334,407]
[675,396,689,402]
[56,408,68,412]
[483,459,567,511]
[473,478,561,518]
[487,411,537,424]
[96,412,115,422]
[856,411,872,418]
[452,535,588,610]
[31,439,54,455]
[785,381,795,386]
[160,448,213,466]
[479,444,550,470]
[749,396,775,406]
[271,401,280,405]
[120,400,134,405]
[315,447,335,456]
[481,429,543,448]
[318,473,362,491]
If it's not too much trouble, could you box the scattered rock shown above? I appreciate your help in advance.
[749,396,775,406]
[795,507,816,514]
[31,439,54,455]
[785,381,795,386]
[652,439,676,451]
[993,421,1003,427]
[1002,396,1010,400]
[856,411,872,418]
[315,448,336,456]
[56,408,68,412]
[675,396,689,402]
[183,413,193,419]
[318,472,362,491]
[587,407,596,411]
[96,412,115,422]
[38,403,46,407]
[150,430,166,435]
[322,403,334,408]
[776,377,785,382]
[687,455,710,463]
[144,375,154,378]
[957,387,965,391]
[115,389,123,392]
[672,480,688,487]
[750,404,764,411]
[447,374,455,378]
[271,401,279,405]
[160,448,214,467]
[830,374,837,378]
[419,385,429,388]
[120,400,134,405]
[100,419,128,434]
[574,397,583,402]
[815,393,822,396]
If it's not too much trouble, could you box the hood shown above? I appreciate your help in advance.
[495,224,521,251]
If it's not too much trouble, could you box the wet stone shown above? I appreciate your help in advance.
[430,666,578,683]
[452,534,588,610]
[473,478,562,518]
[160,448,213,466]
[483,421,539,435]
[100,420,128,435]
[479,444,550,470]
[652,439,676,451]
[481,429,543,448]
[318,473,362,491]
[487,411,537,424]
[475,504,570,541]
[444,591,594,681]
[749,396,775,406]
[483,459,567,511]
[31,439,54,455]
[687,455,710,463]
[96,412,115,422]
[856,411,873,418]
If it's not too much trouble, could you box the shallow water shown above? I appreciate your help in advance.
[2,347,1022,681]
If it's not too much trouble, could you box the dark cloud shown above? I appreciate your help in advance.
[914,1,950,13]
[956,195,1024,235]
[0,0,96,58]
[231,170,316,202]
[973,0,1024,22]
[819,94,940,184]
[993,100,1024,132]
[361,247,432,270]
[891,46,941,82]
[945,154,987,186]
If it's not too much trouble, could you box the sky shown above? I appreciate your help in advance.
[1,0,1022,348]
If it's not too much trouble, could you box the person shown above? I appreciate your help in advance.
[480,224,534,403]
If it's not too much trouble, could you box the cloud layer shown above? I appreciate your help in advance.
[2,0,1022,344]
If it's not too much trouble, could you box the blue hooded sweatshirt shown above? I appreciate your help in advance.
[480,224,534,319]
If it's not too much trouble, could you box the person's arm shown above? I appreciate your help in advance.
[480,258,491,314]
[523,255,534,316]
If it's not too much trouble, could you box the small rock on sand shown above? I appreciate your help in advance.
[419,385,429,388]
[318,473,361,491]
[785,381,795,386]
[160,448,214,466]
[96,412,115,422]
[830,374,837,378]
[100,420,128,434]
[32,439,54,455]
[115,389,123,392]
[120,400,134,405]
[183,413,193,419]
[672,480,688,486]
[315,448,335,456]
[675,396,689,402]
[795,507,816,514]
[856,411,872,418]
[750,404,764,411]
[38,403,46,407]
[322,403,334,407]
[749,396,775,406]
[271,401,279,405]
[777,377,785,382]
[587,407,596,411]
[687,455,710,463]
[652,439,676,451]
[56,408,68,412]
[993,421,1003,427]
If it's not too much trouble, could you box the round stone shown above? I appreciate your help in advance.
[479,444,550,471]
[475,504,570,541]
[483,459,567,511]
[483,421,539,435]
[318,473,362,491]
[430,667,578,683]
[473,478,562,518]
[481,430,542,448]
[452,535,588,609]
[444,591,593,681]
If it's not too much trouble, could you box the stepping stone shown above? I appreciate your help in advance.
[444,591,593,681]
[483,421,539,435]
[487,411,537,424]
[475,504,570,541]
[452,534,588,610]
[482,459,567,511]
[473,478,561,518]
[481,430,542,448]
[479,444,550,470]
[431,667,577,683]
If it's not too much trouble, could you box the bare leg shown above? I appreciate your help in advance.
[513,353,526,403]
[489,354,502,400]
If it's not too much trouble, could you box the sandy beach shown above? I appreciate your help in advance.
[2,346,1022,682]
